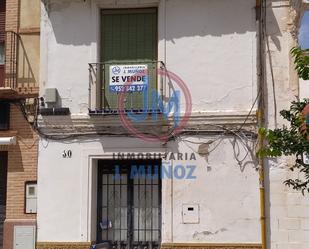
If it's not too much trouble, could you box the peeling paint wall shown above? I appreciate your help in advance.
[38,0,309,248]
[38,0,262,241]
[40,0,258,114]
[37,136,261,243]
[265,1,309,249]
[167,138,260,243]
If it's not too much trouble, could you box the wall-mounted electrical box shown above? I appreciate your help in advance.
[25,182,37,214]
[45,88,58,103]
[182,204,200,224]
[13,225,36,249]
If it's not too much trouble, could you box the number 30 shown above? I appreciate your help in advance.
[62,150,72,158]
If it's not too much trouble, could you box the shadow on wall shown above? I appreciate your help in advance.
[42,0,94,46]
[266,0,288,51]
[17,37,37,87]
[8,105,36,173]
[164,0,257,38]
[42,0,282,51]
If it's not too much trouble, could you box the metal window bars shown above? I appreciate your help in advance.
[97,160,162,249]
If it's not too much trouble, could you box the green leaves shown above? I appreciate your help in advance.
[291,47,309,80]
[258,99,309,193]
[258,47,309,192]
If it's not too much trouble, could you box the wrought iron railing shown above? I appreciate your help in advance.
[0,31,38,92]
[88,61,167,114]
[0,31,18,89]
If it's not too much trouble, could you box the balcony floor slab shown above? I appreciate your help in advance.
[0,87,39,99]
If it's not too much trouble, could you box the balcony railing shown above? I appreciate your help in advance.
[0,31,38,96]
[88,61,167,114]
[0,31,18,89]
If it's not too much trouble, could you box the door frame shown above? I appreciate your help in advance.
[99,7,159,111]
[96,159,162,248]
[0,151,8,203]
[0,151,8,248]
[80,149,171,243]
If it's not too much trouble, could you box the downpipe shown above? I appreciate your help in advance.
[256,0,267,249]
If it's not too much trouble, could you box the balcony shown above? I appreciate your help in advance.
[0,31,39,99]
[88,61,167,114]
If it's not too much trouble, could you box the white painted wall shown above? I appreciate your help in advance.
[37,136,260,243]
[299,78,309,99]
[37,140,84,241]
[40,0,257,114]
[163,0,257,113]
[38,0,260,245]
[263,2,309,249]
[38,0,309,248]
[37,137,166,242]
[170,138,260,243]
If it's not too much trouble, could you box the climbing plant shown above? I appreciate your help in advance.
[258,47,309,194]
[291,47,309,80]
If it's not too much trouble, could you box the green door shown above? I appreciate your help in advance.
[101,8,157,111]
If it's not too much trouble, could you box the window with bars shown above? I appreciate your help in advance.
[0,42,4,65]
[97,160,161,249]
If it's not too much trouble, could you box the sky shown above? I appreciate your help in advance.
[300,11,309,49]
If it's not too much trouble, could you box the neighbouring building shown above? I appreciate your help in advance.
[37,1,309,249]
[0,0,40,249]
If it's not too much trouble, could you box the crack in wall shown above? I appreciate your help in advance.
[193,228,228,239]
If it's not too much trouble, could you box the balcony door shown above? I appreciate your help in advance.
[0,152,8,249]
[101,8,158,111]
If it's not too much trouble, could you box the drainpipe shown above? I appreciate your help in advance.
[258,114,267,249]
[256,0,267,249]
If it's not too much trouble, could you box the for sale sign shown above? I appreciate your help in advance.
[109,64,148,92]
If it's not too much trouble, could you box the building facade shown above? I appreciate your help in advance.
[37,1,309,249]
[0,0,40,249]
